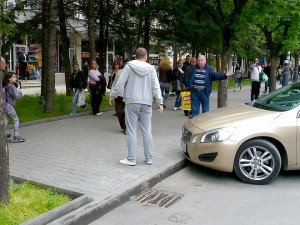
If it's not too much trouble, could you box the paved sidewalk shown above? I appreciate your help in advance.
[9,83,268,224]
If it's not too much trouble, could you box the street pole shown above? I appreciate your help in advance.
[282,52,290,86]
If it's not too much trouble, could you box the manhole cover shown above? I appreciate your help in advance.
[134,189,183,208]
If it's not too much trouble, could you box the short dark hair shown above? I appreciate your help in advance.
[135,48,147,59]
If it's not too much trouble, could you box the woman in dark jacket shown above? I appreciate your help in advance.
[70,63,88,114]
[158,58,173,108]
[172,60,185,111]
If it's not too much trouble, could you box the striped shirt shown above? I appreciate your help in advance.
[193,68,206,90]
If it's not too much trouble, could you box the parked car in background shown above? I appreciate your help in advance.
[182,82,300,184]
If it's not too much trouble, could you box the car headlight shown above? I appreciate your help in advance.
[200,127,235,143]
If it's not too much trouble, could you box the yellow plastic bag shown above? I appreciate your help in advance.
[181,91,191,110]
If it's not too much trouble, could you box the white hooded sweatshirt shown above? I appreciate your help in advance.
[110,60,163,106]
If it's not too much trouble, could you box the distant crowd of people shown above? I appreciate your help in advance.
[3,49,300,163]
[69,51,233,166]
[156,55,232,119]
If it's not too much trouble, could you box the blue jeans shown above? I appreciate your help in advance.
[72,88,81,114]
[264,80,269,92]
[175,91,182,107]
[191,91,209,117]
[160,86,170,103]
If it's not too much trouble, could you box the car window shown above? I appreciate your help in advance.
[252,82,300,112]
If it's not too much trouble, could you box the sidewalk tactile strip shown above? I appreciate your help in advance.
[133,189,183,208]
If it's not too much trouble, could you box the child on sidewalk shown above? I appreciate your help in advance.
[2,72,25,142]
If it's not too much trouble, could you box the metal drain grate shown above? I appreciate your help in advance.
[134,189,183,208]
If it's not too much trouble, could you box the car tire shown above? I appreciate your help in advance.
[233,139,281,185]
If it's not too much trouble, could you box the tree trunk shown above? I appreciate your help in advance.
[103,0,109,74]
[143,0,150,53]
[191,41,196,57]
[44,0,57,113]
[98,0,106,75]
[87,0,96,62]
[216,54,221,72]
[58,0,72,96]
[41,0,49,98]
[294,49,300,82]
[217,28,231,108]
[0,43,10,205]
[269,56,279,92]
[217,53,229,108]
[173,45,178,68]
[0,125,9,205]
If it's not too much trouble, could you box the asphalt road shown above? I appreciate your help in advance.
[89,163,300,225]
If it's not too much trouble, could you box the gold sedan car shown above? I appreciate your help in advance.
[182,82,300,184]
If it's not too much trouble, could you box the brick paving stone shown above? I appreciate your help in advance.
[8,84,274,204]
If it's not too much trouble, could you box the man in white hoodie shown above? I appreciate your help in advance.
[110,48,164,166]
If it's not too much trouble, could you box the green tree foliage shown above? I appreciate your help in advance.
[0,1,43,55]
[188,0,249,107]
[241,0,300,92]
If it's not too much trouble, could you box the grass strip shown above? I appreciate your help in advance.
[0,181,71,225]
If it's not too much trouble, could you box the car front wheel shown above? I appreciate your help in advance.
[234,139,281,185]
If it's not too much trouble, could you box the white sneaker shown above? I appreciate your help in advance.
[145,159,152,165]
[173,107,177,111]
[119,159,136,166]
[95,112,103,116]
[178,107,182,110]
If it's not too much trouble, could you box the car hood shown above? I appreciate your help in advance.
[188,104,281,131]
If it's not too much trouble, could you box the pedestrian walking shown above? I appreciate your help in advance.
[109,59,132,134]
[182,57,196,117]
[158,57,173,108]
[182,55,191,72]
[250,58,262,101]
[88,61,106,116]
[70,63,88,114]
[172,60,185,111]
[233,63,243,92]
[17,48,28,80]
[107,61,120,89]
[110,48,163,166]
[264,61,271,94]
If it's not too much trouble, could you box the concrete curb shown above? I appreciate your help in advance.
[21,195,93,225]
[48,158,187,225]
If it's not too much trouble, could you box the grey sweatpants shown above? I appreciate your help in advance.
[125,103,153,162]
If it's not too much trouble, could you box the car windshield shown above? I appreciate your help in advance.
[252,82,300,112]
